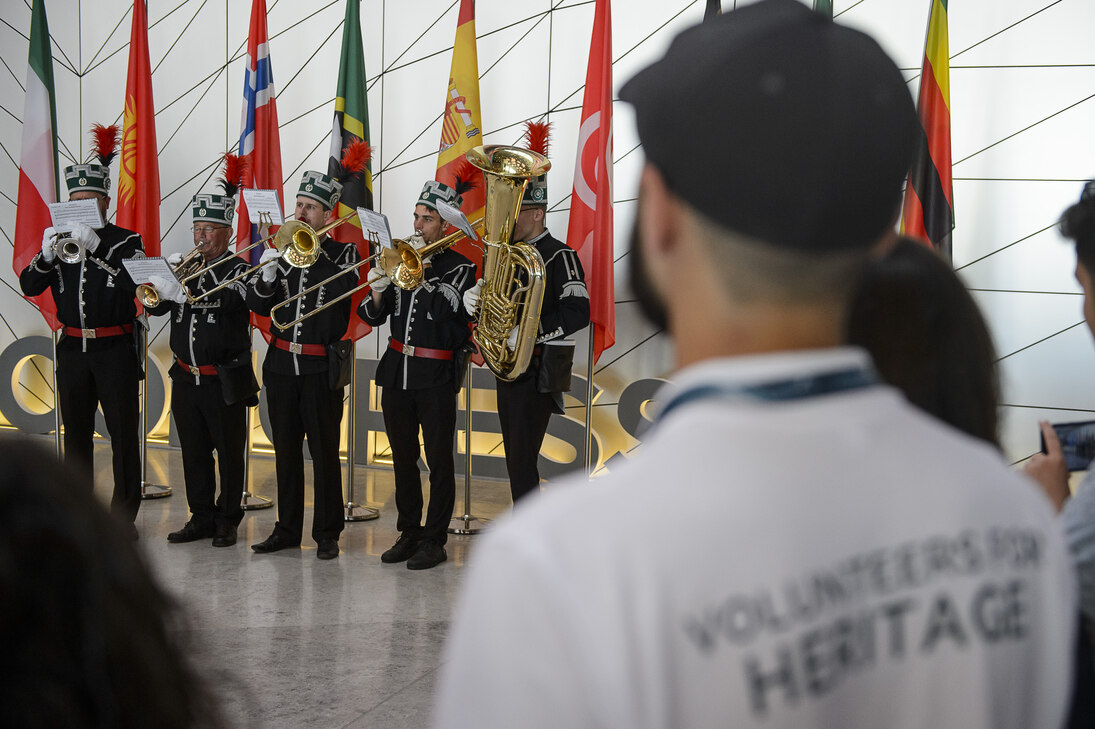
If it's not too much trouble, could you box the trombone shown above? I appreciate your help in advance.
[268,221,482,331]
[182,210,358,302]
[135,246,205,308]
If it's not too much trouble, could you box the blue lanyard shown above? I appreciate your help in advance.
[657,367,879,424]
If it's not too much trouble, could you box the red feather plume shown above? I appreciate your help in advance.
[90,123,121,166]
[218,153,247,197]
[523,120,551,158]
[338,139,372,180]
[451,158,480,198]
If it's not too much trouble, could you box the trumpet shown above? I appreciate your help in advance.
[52,230,86,264]
[183,211,357,302]
[268,221,482,331]
[135,247,205,308]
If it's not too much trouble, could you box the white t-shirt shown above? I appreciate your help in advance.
[433,348,1077,729]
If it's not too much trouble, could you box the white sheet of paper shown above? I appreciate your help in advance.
[242,189,284,225]
[49,199,105,230]
[122,256,175,285]
[435,200,476,240]
[357,208,392,249]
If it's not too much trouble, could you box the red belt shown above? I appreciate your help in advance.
[389,338,453,361]
[272,338,326,357]
[175,357,218,376]
[62,324,133,339]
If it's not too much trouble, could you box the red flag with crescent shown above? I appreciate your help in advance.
[566,0,614,363]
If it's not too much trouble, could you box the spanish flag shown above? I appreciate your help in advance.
[435,0,485,270]
[901,0,953,258]
[116,0,161,257]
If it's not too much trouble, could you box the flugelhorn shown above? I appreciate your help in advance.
[183,211,357,302]
[268,221,483,331]
[135,247,205,308]
[465,144,550,381]
[52,230,86,264]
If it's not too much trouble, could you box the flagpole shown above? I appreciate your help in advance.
[345,340,378,521]
[52,330,61,459]
[450,359,486,534]
[585,327,594,476]
[241,330,272,510]
[140,333,171,499]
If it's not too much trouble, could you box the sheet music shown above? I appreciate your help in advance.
[357,208,393,249]
[242,189,284,225]
[48,199,105,230]
[122,256,175,285]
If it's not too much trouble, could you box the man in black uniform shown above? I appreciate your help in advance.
[20,160,144,535]
[248,170,359,560]
[359,181,476,570]
[463,169,590,504]
[147,185,257,548]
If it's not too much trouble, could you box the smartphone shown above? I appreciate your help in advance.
[1043,420,1095,471]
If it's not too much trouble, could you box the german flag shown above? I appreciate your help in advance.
[902,0,953,258]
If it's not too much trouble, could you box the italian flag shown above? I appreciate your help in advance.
[13,0,60,330]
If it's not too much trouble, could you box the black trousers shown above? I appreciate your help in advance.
[381,382,456,545]
[56,339,141,521]
[496,374,555,504]
[170,377,246,529]
[265,370,345,544]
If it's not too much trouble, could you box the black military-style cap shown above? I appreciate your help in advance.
[619,0,918,253]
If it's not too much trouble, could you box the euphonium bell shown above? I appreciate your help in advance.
[465,144,551,381]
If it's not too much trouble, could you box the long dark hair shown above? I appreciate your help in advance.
[0,436,227,729]
[1061,181,1095,271]
[846,237,1000,446]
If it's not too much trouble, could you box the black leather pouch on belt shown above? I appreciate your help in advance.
[216,352,260,407]
[327,340,354,391]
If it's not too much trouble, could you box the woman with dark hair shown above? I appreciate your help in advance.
[846,236,1000,446]
[0,436,228,729]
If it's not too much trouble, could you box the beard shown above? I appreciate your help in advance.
[627,217,669,331]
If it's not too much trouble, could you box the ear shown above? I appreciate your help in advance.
[637,164,681,263]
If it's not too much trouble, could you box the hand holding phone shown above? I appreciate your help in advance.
[1028,420,1071,511]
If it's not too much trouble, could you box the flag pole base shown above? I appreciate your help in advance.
[141,481,172,500]
[345,502,380,522]
[241,490,274,511]
[448,514,488,535]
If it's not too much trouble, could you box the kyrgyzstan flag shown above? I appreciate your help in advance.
[435,0,485,272]
[901,0,953,259]
[116,0,161,257]
[566,0,615,364]
[13,0,60,330]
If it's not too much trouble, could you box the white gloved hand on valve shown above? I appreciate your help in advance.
[506,326,520,352]
[40,226,59,262]
[70,222,100,254]
[463,278,483,316]
[148,275,187,305]
[367,266,391,293]
[259,247,280,282]
[167,252,184,267]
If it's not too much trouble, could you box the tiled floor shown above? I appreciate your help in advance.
[78,435,516,729]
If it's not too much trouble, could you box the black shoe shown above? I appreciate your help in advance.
[251,532,300,554]
[316,538,339,560]
[407,539,447,570]
[381,533,420,563]
[167,520,215,544]
[212,523,237,548]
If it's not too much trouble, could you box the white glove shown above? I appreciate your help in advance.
[506,326,520,351]
[40,226,58,262]
[367,266,390,293]
[70,222,100,254]
[148,274,186,304]
[463,278,483,316]
[166,252,183,267]
[259,247,280,282]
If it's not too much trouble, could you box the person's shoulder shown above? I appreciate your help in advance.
[437,248,474,269]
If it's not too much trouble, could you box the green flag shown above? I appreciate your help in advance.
[328,0,374,232]
[813,0,833,19]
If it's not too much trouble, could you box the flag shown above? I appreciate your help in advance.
[566,0,614,364]
[116,0,161,257]
[237,0,283,267]
[328,0,374,342]
[812,0,833,19]
[435,0,485,270]
[13,0,60,329]
[704,0,721,21]
[901,0,953,258]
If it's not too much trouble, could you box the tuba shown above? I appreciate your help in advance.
[465,145,551,381]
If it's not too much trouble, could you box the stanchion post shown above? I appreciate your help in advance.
[139,329,171,499]
[449,359,486,534]
[52,330,61,459]
[241,331,272,510]
[345,338,379,521]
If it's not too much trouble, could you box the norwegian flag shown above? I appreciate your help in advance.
[236,0,283,266]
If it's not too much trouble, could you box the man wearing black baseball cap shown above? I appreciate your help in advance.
[433,2,1077,727]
